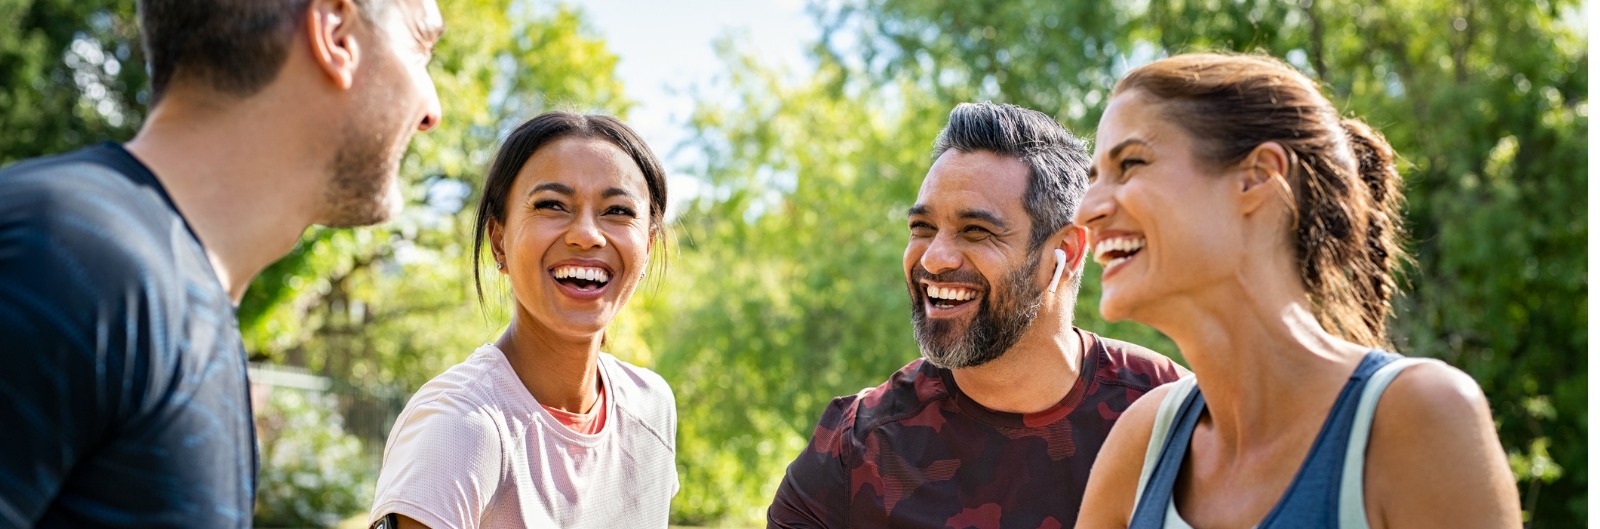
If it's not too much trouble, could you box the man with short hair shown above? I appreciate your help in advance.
[0,0,443,526]
[768,102,1187,529]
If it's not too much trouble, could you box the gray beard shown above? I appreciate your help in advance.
[910,251,1045,369]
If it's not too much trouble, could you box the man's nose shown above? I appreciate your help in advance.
[920,235,963,275]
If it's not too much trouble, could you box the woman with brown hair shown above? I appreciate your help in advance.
[1073,53,1520,528]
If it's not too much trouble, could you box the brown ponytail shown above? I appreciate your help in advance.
[1113,53,1406,347]
[1339,118,1406,345]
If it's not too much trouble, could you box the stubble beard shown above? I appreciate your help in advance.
[910,250,1046,370]
[320,47,410,228]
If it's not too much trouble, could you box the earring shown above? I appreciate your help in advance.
[496,261,505,270]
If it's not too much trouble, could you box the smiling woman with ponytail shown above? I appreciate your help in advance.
[1072,53,1520,528]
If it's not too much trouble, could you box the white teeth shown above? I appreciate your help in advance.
[554,266,610,283]
[926,286,977,301]
[1093,236,1146,266]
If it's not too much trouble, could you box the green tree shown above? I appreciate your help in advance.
[659,0,1585,525]
[0,0,145,163]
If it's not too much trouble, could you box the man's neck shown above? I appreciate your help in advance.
[123,96,329,303]
[949,316,1084,414]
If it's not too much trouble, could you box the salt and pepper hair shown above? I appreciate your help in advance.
[930,102,1093,253]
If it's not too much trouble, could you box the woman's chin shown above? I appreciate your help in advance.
[1098,298,1130,323]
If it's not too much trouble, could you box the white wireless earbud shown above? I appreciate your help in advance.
[1047,248,1067,293]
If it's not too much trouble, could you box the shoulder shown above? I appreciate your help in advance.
[0,145,164,226]
[845,358,948,437]
[0,146,181,288]
[1077,377,1191,529]
[1363,357,1521,527]
[0,148,200,355]
[397,348,516,429]
[1084,329,1190,391]
[382,352,510,472]
[600,353,675,402]
[375,354,513,529]
[599,353,677,448]
[802,358,944,452]
[1369,358,1496,444]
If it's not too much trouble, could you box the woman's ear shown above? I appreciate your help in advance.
[488,220,507,273]
[1239,141,1292,215]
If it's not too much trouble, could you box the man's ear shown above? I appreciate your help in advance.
[1238,141,1292,215]
[305,0,363,90]
[1055,224,1091,275]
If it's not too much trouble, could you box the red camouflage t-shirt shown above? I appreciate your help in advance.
[768,327,1188,529]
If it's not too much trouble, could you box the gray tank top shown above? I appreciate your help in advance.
[1128,350,1428,529]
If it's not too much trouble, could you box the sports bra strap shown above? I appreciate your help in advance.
[1337,357,1432,528]
[1132,375,1199,520]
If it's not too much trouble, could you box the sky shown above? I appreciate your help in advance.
[574,0,820,216]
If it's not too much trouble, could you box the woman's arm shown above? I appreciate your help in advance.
[1364,361,1521,528]
[1076,382,1173,529]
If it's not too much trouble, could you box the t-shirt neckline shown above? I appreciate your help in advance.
[935,327,1102,429]
[480,343,616,446]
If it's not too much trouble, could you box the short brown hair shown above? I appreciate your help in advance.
[1114,53,1406,347]
[136,0,381,104]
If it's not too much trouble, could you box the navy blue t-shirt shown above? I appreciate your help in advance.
[0,143,256,528]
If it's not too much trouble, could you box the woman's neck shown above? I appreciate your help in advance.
[495,318,604,413]
[1149,276,1369,448]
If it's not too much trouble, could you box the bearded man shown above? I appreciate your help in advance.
[768,102,1187,529]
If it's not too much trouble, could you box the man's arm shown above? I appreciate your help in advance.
[767,397,857,529]
[0,239,117,525]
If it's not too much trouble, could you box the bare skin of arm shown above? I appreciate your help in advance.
[1075,383,1174,529]
[1364,362,1522,528]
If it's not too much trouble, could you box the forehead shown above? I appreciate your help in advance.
[914,149,1030,218]
[387,0,444,38]
[1093,90,1172,158]
[515,137,647,192]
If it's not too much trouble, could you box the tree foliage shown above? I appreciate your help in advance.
[658,0,1586,525]
[2,0,1585,527]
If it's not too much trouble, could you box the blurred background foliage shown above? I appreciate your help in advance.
[0,0,1585,526]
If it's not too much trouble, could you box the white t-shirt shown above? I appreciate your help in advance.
[370,344,678,529]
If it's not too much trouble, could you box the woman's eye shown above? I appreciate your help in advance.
[605,206,638,217]
[1119,158,1146,173]
[533,200,566,211]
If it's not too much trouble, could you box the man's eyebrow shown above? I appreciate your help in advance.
[957,209,1007,230]
[907,204,929,218]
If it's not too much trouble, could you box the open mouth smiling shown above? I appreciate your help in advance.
[1094,236,1146,272]
[551,265,612,292]
[925,284,981,310]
